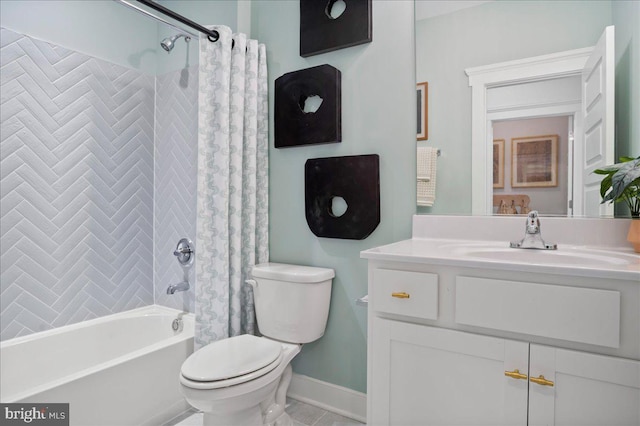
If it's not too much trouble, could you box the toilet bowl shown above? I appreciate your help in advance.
[179,263,334,426]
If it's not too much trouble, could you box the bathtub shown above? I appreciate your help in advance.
[0,305,194,426]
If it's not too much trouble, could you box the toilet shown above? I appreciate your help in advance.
[179,262,334,426]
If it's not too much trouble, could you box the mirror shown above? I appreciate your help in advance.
[414,0,639,217]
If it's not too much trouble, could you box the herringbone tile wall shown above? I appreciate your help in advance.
[154,66,198,312]
[0,28,155,340]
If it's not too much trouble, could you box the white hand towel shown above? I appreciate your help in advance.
[417,146,438,207]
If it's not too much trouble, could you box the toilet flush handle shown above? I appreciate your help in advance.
[245,279,257,289]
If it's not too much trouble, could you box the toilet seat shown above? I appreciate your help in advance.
[181,334,284,390]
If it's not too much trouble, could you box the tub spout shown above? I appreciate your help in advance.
[167,281,189,294]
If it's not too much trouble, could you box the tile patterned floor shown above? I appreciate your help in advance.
[165,398,364,426]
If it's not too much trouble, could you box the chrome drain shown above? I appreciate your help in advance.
[172,317,183,332]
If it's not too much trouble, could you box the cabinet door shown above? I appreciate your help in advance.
[529,344,640,426]
[369,318,528,426]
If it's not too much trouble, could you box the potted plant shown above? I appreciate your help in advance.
[594,156,640,252]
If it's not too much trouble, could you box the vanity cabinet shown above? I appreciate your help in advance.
[371,318,639,426]
[370,318,529,425]
[527,344,640,426]
[365,263,640,426]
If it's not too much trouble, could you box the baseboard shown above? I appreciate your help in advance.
[287,373,367,423]
[147,399,191,426]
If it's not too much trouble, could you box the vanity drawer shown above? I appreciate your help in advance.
[373,269,438,320]
[455,276,620,348]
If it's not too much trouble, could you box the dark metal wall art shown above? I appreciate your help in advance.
[300,0,372,57]
[305,154,380,240]
[275,64,342,148]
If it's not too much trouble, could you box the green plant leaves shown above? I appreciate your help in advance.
[594,157,640,216]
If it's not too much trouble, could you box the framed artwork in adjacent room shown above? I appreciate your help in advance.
[417,82,428,141]
[511,134,558,188]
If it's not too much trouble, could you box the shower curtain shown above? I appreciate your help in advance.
[195,26,269,348]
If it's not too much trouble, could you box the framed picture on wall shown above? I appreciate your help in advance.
[417,82,428,140]
[511,134,559,188]
[493,139,505,189]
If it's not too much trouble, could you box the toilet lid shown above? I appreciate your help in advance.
[181,334,282,382]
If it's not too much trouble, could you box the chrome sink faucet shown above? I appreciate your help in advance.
[510,211,557,250]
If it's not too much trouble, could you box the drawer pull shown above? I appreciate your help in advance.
[530,375,554,387]
[391,292,410,299]
[504,369,528,381]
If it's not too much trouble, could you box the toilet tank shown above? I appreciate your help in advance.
[250,263,334,344]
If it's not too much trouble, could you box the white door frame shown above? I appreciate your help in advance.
[466,47,593,215]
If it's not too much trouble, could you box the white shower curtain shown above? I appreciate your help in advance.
[195,26,269,349]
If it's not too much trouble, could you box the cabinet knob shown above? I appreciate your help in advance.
[530,375,554,387]
[391,292,410,299]
[504,369,528,380]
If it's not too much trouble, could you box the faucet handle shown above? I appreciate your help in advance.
[173,247,192,256]
[174,238,194,267]
[526,210,540,234]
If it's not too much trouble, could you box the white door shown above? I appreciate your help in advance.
[528,344,640,426]
[369,318,529,426]
[581,25,615,217]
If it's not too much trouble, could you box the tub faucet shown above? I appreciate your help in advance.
[168,238,193,295]
[167,281,190,294]
[510,211,557,250]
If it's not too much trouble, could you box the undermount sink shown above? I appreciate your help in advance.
[444,243,638,266]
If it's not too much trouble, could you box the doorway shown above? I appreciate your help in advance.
[492,116,572,216]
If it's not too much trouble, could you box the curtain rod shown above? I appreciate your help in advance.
[114,0,198,37]
[136,0,219,42]
[114,0,219,42]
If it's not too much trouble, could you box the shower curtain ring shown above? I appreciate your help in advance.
[207,30,219,42]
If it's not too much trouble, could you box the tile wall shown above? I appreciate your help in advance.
[153,65,198,312]
[0,27,198,340]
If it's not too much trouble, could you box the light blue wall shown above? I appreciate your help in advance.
[613,0,640,158]
[415,1,613,215]
[0,0,158,74]
[252,1,416,393]
[612,0,640,218]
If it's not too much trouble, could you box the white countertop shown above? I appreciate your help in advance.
[361,238,640,281]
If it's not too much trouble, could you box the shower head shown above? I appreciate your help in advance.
[160,33,190,52]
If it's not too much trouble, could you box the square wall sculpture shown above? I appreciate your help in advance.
[275,64,341,148]
[305,154,380,240]
[300,0,372,57]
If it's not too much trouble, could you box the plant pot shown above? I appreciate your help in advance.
[628,219,640,253]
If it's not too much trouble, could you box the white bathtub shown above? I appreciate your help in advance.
[0,305,194,426]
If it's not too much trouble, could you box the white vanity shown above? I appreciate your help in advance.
[361,215,640,426]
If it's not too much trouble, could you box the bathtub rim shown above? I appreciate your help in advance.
[0,305,194,403]
[1,305,193,348]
